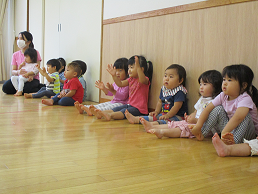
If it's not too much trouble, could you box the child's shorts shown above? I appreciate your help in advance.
[168,120,195,138]
[244,138,258,156]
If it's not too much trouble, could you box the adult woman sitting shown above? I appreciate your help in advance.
[2,31,42,94]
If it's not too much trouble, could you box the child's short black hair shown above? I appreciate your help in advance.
[57,57,66,73]
[166,64,186,87]
[72,60,87,76]
[47,59,61,71]
[24,48,37,63]
[198,70,223,98]
[113,58,128,77]
[67,62,82,77]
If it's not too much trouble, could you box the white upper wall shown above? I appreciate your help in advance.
[104,0,206,19]
[14,0,27,36]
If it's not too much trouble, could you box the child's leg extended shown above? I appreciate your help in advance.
[212,133,252,157]
[93,104,127,120]
[231,113,256,144]
[58,97,76,106]
[31,87,55,98]
[125,111,161,124]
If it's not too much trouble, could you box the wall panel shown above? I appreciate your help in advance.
[101,1,258,113]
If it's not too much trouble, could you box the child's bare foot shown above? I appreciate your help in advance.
[221,132,235,145]
[24,93,32,98]
[139,118,154,133]
[42,99,54,106]
[14,91,23,96]
[212,133,230,157]
[80,104,93,116]
[125,109,139,124]
[149,129,164,139]
[89,105,99,117]
[190,126,204,141]
[95,109,111,121]
[74,101,84,114]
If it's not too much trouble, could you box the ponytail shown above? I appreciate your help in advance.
[251,85,258,107]
[145,61,153,84]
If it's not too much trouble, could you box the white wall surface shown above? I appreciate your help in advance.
[29,0,43,63]
[14,0,27,36]
[104,0,206,19]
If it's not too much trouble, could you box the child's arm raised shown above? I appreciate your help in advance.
[36,64,54,83]
[191,102,215,140]
[107,64,129,87]
[149,99,162,117]
[221,107,249,135]
[95,80,109,95]
[135,56,149,85]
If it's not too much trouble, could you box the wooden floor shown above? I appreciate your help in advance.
[0,86,258,194]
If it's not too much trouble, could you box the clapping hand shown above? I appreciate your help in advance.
[106,82,115,93]
[95,80,105,90]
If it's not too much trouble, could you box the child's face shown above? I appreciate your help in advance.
[24,55,32,63]
[163,68,183,89]
[222,75,240,100]
[64,66,77,80]
[116,68,127,80]
[128,64,138,78]
[47,64,56,74]
[199,79,214,98]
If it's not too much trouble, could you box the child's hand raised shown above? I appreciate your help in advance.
[106,82,115,92]
[134,56,140,69]
[95,80,105,90]
[35,64,40,69]
[106,64,116,76]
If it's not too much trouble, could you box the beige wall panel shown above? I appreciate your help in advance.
[102,1,258,113]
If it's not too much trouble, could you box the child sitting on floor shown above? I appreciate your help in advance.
[42,62,84,106]
[140,70,222,139]
[75,58,129,115]
[24,59,60,98]
[11,48,39,96]
[91,55,153,121]
[125,64,188,125]
[191,64,258,144]
[72,60,87,102]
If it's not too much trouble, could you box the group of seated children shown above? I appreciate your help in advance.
[11,47,87,106]
[75,55,258,158]
[11,48,258,157]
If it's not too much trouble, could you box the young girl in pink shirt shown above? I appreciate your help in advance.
[92,55,153,121]
[75,58,129,115]
[191,64,258,144]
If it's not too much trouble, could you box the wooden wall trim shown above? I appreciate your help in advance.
[103,0,257,25]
